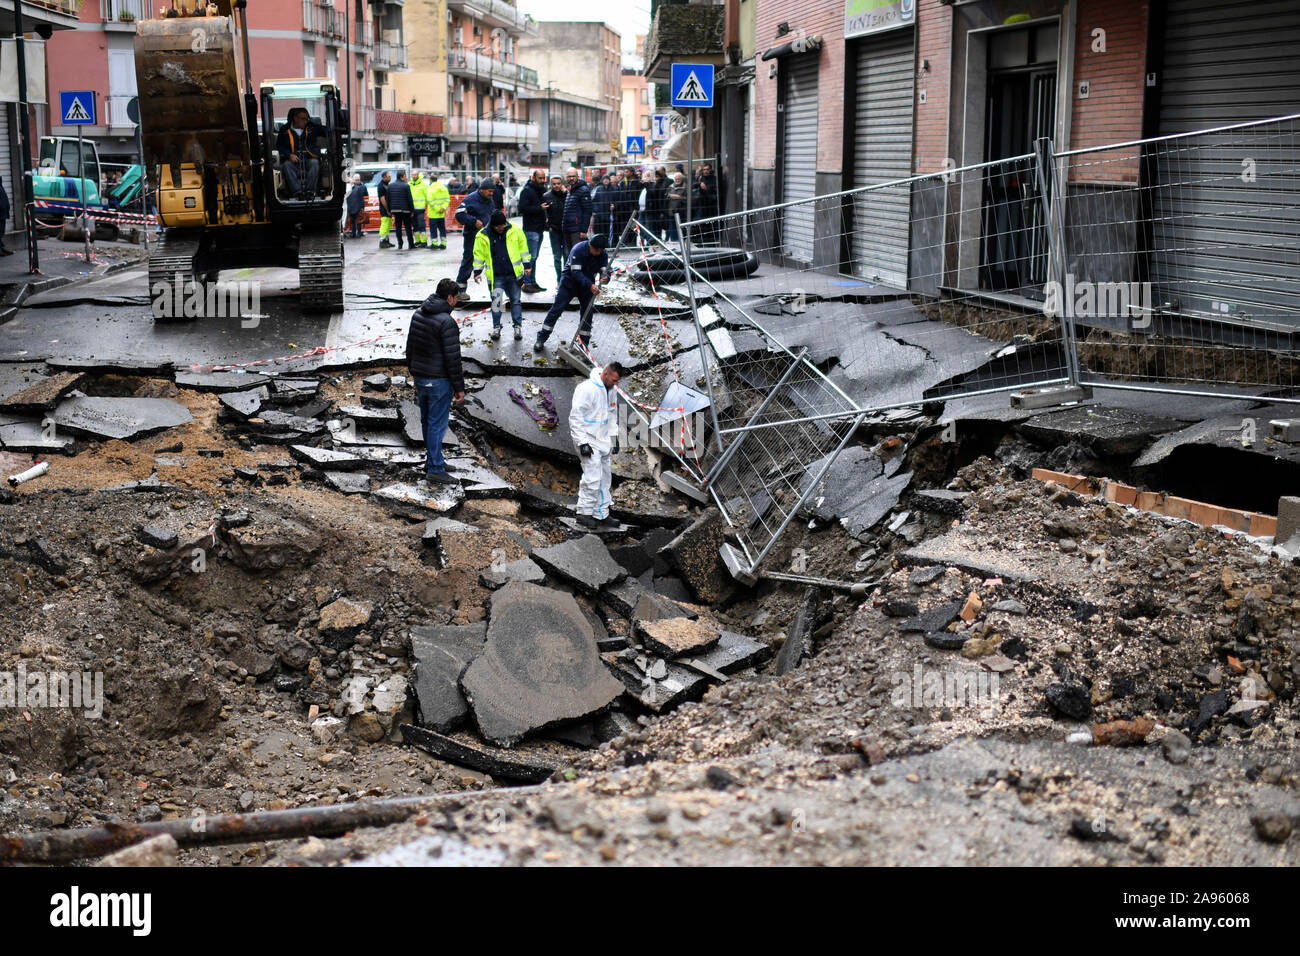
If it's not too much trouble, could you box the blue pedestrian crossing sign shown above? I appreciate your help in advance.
[625,136,645,156]
[671,63,714,108]
[60,91,96,126]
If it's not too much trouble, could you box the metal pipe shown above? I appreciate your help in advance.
[675,211,725,454]
[0,787,543,865]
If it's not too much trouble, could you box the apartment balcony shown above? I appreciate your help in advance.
[448,47,537,91]
[372,40,408,70]
[101,0,145,25]
[447,115,537,144]
[2,0,81,31]
[353,107,444,135]
[643,3,725,83]
[302,0,347,41]
[447,0,536,37]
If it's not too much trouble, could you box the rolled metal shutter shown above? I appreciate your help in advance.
[781,53,819,262]
[1152,0,1300,324]
[850,28,914,289]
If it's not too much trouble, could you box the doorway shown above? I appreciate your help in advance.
[979,22,1058,293]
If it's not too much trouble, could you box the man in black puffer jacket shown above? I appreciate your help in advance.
[405,277,465,485]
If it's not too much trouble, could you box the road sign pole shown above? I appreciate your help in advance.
[686,114,693,234]
[78,124,91,263]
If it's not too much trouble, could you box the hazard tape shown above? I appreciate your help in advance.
[33,200,158,227]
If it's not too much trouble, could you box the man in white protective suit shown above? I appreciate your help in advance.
[569,361,628,529]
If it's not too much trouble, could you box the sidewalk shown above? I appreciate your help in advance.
[0,233,148,322]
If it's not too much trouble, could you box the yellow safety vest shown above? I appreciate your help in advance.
[428,181,450,216]
[473,225,531,285]
[410,177,428,210]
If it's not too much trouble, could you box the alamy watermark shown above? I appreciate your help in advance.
[1043,273,1153,329]
[891,663,1001,714]
[0,664,104,718]
[151,273,262,326]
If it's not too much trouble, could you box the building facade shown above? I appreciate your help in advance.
[2,0,81,244]
[396,0,540,174]
[518,21,622,153]
[38,1,435,171]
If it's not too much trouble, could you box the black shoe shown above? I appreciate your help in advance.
[457,283,468,293]
[596,517,621,531]
[577,515,598,529]
[424,471,458,485]
[379,240,394,248]
[532,339,546,353]
[490,328,501,341]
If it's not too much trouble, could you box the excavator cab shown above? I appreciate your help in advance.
[261,79,348,216]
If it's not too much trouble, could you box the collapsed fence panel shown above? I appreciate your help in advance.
[614,113,1300,579]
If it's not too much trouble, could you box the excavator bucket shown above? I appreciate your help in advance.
[134,14,248,182]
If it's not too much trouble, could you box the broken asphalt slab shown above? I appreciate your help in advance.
[0,370,85,413]
[479,557,546,590]
[659,508,733,603]
[460,581,624,746]
[531,534,627,596]
[372,481,466,519]
[604,649,711,713]
[400,724,557,784]
[458,375,579,461]
[801,445,913,540]
[409,622,488,732]
[636,616,720,659]
[0,413,74,454]
[52,397,193,441]
[1019,404,1188,457]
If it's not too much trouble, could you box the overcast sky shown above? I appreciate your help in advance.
[518,0,652,54]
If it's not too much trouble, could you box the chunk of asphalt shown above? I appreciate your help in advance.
[659,507,732,603]
[174,371,271,392]
[531,534,627,596]
[898,600,965,634]
[373,481,465,519]
[218,387,269,420]
[479,557,546,590]
[289,444,366,471]
[422,516,479,569]
[400,724,555,784]
[604,650,710,713]
[52,397,193,441]
[324,471,371,495]
[460,581,623,746]
[774,588,818,675]
[636,616,720,659]
[138,526,179,549]
[409,622,488,732]
[683,630,772,675]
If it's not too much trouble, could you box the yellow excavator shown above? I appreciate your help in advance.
[135,0,346,314]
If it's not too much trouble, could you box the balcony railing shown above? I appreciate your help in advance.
[102,0,145,22]
[372,40,408,70]
[447,0,534,36]
[449,47,537,89]
[354,107,445,136]
[27,0,81,15]
[302,0,347,40]
[103,94,138,127]
[447,115,537,143]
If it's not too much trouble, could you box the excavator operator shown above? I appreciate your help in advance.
[276,107,321,200]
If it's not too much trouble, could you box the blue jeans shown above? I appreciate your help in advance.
[491,274,524,328]
[549,230,566,284]
[524,231,544,277]
[283,157,319,197]
[414,377,452,475]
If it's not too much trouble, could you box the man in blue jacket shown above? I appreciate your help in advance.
[405,277,466,485]
[534,233,610,353]
[454,179,497,290]
[561,168,592,255]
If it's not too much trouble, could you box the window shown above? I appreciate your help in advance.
[640,88,649,105]
[640,115,650,131]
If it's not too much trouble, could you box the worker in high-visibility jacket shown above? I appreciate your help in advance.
[427,175,450,250]
[472,211,534,341]
[410,171,429,247]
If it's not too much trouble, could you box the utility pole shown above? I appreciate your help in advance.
[12,0,39,273]
[344,0,351,159]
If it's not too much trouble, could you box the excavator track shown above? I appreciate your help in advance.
[147,230,202,322]
[299,226,344,313]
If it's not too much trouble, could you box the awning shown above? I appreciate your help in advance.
[760,34,823,61]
